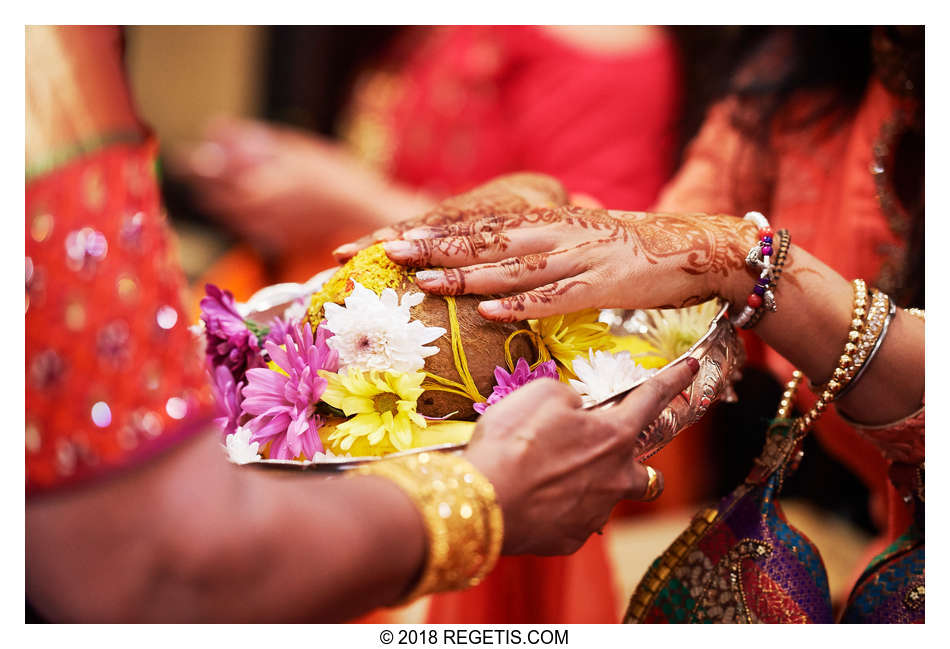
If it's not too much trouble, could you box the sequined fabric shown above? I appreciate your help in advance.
[626,419,833,624]
[840,509,924,623]
[26,139,211,494]
[625,417,925,623]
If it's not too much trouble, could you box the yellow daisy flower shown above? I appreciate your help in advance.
[529,308,615,379]
[607,335,668,370]
[319,368,428,454]
[636,301,721,362]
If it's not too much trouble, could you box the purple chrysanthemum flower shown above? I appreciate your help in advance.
[210,364,244,439]
[200,284,264,380]
[473,358,559,414]
[241,324,340,460]
[264,315,294,348]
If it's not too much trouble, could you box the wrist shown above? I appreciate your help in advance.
[352,452,503,602]
[711,218,761,306]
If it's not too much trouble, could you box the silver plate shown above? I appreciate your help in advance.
[591,301,745,460]
[241,288,745,471]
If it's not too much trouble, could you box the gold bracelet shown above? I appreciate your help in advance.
[353,452,504,604]
[835,290,894,400]
[799,280,891,432]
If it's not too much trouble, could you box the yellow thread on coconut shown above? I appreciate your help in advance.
[529,309,615,379]
[307,248,487,409]
[307,247,549,420]
[504,328,551,372]
[421,295,487,405]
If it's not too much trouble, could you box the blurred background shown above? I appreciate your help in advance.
[124,25,881,621]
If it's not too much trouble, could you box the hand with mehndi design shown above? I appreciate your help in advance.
[334,172,923,429]
[335,173,760,321]
[385,208,759,322]
[331,173,571,264]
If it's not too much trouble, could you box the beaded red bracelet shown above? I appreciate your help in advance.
[731,212,780,328]
[745,228,790,329]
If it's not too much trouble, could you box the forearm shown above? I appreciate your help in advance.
[27,432,426,622]
[715,239,924,426]
[600,208,924,425]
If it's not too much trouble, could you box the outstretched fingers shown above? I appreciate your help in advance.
[476,276,597,321]
[331,208,471,263]
[383,228,558,268]
[414,250,587,297]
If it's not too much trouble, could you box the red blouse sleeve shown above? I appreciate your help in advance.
[503,28,682,211]
[26,139,213,495]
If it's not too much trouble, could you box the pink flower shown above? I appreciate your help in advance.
[200,284,263,380]
[211,364,243,439]
[241,324,339,460]
[473,358,559,414]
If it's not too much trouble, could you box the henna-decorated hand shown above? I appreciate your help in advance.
[331,173,570,263]
[379,200,760,322]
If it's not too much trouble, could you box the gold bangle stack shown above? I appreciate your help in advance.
[798,279,892,433]
[353,451,504,604]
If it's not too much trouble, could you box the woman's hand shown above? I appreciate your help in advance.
[167,117,433,253]
[463,357,698,555]
[384,204,759,321]
[332,173,759,321]
[331,172,572,263]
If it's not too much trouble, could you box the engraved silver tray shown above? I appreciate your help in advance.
[593,301,745,460]
[238,273,745,471]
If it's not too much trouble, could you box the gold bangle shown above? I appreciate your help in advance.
[799,280,891,434]
[835,291,894,400]
[906,307,925,321]
[353,452,504,604]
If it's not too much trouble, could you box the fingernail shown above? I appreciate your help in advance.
[479,300,501,314]
[686,357,700,374]
[383,241,413,257]
[415,270,443,283]
[333,243,356,256]
[402,228,433,240]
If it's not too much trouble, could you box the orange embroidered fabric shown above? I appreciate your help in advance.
[656,78,922,541]
[26,139,212,495]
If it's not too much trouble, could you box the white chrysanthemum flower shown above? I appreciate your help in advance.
[225,426,262,464]
[569,349,658,407]
[323,282,446,373]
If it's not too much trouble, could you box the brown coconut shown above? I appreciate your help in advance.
[308,245,537,420]
[410,293,535,419]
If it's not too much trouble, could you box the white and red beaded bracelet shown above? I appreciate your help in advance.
[730,211,779,329]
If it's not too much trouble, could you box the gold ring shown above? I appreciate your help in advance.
[641,465,663,501]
